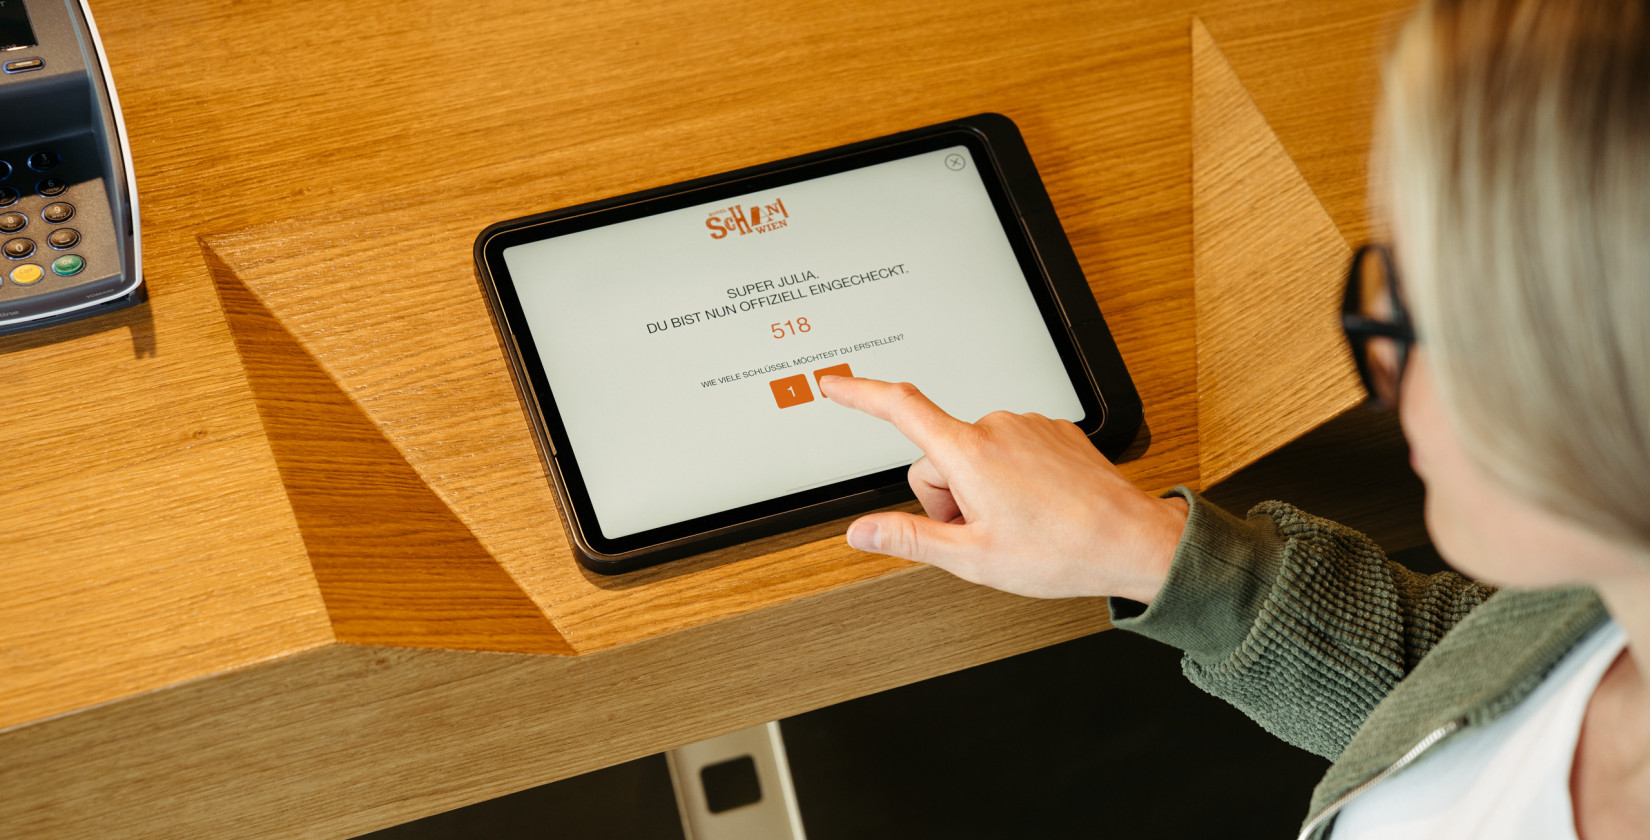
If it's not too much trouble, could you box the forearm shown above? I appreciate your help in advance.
[1111,489,1495,759]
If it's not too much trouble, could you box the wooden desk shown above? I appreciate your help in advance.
[0,0,1408,835]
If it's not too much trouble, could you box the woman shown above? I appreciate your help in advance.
[818,0,1650,836]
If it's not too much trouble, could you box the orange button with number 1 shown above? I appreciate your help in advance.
[770,374,814,408]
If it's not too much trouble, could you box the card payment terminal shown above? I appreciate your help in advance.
[0,0,142,337]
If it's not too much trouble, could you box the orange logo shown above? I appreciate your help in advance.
[707,198,789,239]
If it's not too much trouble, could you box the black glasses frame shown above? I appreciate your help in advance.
[1341,243,1417,407]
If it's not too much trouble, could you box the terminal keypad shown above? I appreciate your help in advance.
[0,146,86,289]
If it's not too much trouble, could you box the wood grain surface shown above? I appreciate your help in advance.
[207,245,573,653]
[0,0,1415,836]
[1192,17,1366,484]
[192,0,1204,657]
[2,567,1110,840]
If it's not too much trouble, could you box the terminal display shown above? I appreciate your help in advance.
[476,115,1140,572]
[0,2,37,51]
[503,145,1084,539]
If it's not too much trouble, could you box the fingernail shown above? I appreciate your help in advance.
[847,520,879,552]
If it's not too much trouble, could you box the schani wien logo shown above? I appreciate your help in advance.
[706,198,789,239]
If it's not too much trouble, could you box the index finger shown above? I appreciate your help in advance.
[818,376,968,455]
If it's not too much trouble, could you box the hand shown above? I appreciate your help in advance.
[818,376,1187,602]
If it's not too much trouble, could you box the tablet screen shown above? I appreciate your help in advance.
[501,143,1086,540]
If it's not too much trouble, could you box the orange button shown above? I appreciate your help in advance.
[770,374,814,408]
[812,363,853,397]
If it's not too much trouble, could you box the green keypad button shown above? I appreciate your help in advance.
[51,254,84,276]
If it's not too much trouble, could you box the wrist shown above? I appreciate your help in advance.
[1118,494,1188,605]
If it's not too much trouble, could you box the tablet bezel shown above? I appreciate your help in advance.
[475,115,1136,573]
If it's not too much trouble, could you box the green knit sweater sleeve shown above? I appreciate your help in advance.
[1110,488,1495,760]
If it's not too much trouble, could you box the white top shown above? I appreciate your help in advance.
[1332,619,1627,839]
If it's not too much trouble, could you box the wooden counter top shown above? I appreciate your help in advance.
[0,0,1407,835]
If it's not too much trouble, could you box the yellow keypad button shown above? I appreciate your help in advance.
[10,264,44,285]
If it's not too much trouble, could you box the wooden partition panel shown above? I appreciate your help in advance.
[206,243,573,653]
[1192,17,1364,485]
[189,0,1203,656]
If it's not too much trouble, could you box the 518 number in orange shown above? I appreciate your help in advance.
[771,317,811,339]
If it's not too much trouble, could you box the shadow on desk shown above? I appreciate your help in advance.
[0,295,154,358]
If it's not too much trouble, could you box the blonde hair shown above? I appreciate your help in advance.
[1381,0,1650,549]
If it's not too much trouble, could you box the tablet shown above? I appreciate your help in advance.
[475,114,1141,574]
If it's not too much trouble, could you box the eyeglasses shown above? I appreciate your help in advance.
[1341,243,1417,408]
